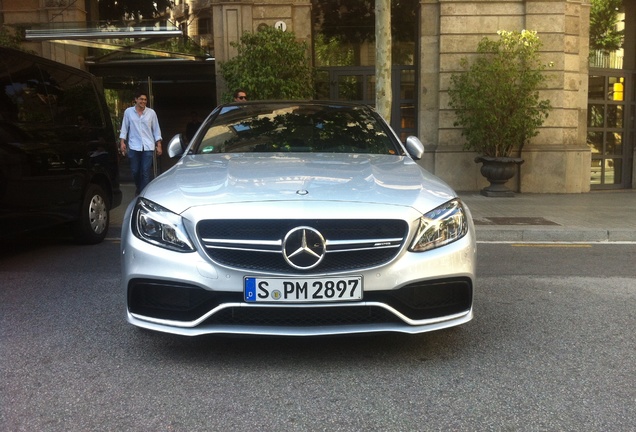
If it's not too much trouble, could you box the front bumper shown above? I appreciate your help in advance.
[126,276,473,336]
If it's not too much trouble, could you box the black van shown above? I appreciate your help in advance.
[0,47,122,244]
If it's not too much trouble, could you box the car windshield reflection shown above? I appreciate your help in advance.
[194,103,401,155]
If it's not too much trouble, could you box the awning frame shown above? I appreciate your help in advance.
[24,21,211,63]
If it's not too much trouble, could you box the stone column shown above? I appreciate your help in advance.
[435,0,530,191]
[212,0,253,100]
[520,0,592,193]
[41,0,88,68]
[418,0,441,173]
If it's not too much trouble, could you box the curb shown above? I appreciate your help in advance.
[476,227,636,243]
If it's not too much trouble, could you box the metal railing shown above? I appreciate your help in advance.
[589,50,624,69]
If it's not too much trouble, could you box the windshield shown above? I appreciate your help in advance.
[192,103,402,155]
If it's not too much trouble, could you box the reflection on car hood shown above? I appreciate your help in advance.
[144,153,456,214]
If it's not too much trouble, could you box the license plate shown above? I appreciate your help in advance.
[244,276,363,303]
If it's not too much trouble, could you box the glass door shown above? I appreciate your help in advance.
[587,72,634,188]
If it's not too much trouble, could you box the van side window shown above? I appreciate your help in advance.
[0,56,53,125]
[37,63,105,128]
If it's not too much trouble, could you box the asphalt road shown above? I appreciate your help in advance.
[1,230,635,431]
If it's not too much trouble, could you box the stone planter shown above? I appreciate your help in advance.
[475,156,524,197]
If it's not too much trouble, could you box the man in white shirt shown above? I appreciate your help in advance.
[119,91,163,195]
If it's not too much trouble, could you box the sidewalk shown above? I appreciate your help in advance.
[111,179,636,243]
[460,190,636,242]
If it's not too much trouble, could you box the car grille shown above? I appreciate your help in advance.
[196,219,409,274]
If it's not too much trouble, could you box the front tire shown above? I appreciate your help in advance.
[74,184,109,244]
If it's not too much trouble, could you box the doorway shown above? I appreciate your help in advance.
[587,71,635,189]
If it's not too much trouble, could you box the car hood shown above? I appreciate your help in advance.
[144,153,457,214]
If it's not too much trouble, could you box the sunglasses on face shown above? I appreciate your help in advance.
[237,96,247,100]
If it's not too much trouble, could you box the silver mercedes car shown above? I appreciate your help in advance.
[121,101,476,337]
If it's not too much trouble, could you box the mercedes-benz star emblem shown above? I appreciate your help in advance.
[282,226,326,270]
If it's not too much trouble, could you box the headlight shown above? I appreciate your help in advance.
[409,199,468,252]
[132,198,194,252]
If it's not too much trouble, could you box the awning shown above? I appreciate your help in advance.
[24,20,211,62]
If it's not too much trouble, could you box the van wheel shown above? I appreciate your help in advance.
[74,184,109,244]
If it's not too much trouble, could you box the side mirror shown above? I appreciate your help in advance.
[167,134,186,158]
[405,136,424,160]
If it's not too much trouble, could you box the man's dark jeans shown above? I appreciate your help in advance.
[128,149,154,194]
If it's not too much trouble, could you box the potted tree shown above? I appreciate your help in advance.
[448,30,552,197]
[220,26,314,101]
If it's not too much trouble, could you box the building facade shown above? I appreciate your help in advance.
[175,0,633,193]
[3,0,635,193]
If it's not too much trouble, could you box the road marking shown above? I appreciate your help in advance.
[478,241,636,245]
[510,243,592,248]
